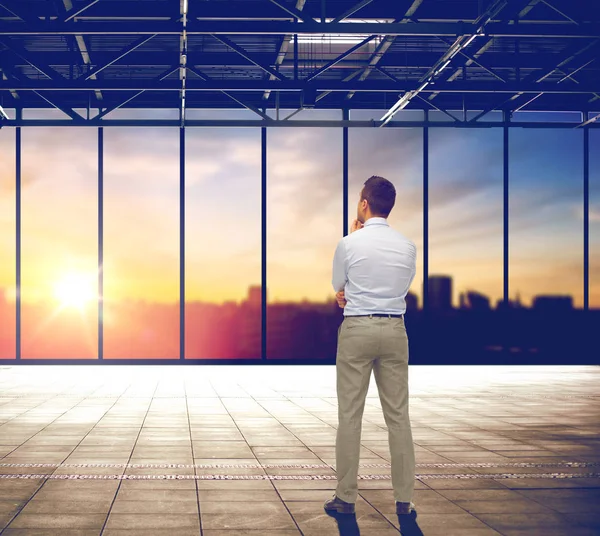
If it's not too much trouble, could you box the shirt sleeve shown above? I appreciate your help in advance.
[332,239,348,292]
[407,244,417,290]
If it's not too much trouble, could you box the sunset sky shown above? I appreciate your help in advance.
[0,108,599,316]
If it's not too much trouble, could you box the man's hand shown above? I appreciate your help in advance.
[350,219,364,233]
[336,290,347,309]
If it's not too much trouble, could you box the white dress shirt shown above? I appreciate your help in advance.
[332,217,417,316]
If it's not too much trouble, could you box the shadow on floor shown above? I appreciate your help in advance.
[398,511,425,536]
[325,509,424,535]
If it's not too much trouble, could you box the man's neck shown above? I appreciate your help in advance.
[365,215,386,223]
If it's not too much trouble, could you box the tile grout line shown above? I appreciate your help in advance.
[280,390,423,472]
[0,374,96,460]
[0,378,129,534]
[209,379,305,536]
[242,387,402,535]
[249,387,427,534]
[184,373,203,536]
[98,378,159,536]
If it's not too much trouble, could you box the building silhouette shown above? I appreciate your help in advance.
[247,285,262,309]
[428,275,452,311]
[533,295,573,313]
[405,291,418,311]
[466,291,491,311]
[0,279,592,362]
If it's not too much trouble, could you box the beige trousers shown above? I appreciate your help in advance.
[335,315,415,503]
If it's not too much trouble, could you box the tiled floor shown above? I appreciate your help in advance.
[0,365,599,536]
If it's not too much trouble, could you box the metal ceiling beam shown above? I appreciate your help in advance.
[0,1,39,23]
[5,50,580,70]
[0,38,66,81]
[187,65,271,120]
[380,0,514,125]
[346,0,424,101]
[58,0,103,101]
[61,0,101,23]
[577,113,600,128]
[0,70,18,100]
[1,20,598,37]
[267,0,312,22]
[79,34,157,80]
[3,1,571,21]
[539,0,580,25]
[430,0,541,97]
[4,118,599,128]
[305,35,377,82]
[376,65,462,121]
[470,39,600,120]
[95,65,179,119]
[0,36,81,119]
[438,36,507,81]
[263,0,305,101]
[179,0,187,124]
[331,0,375,23]
[211,34,287,81]
[0,64,81,120]
[2,79,597,93]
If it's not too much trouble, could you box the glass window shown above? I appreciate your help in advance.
[21,128,98,359]
[103,128,179,359]
[349,110,423,311]
[591,129,600,309]
[0,128,16,358]
[22,109,98,120]
[185,126,261,359]
[512,111,582,123]
[267,110,342,359]
[510,129,583,308]
[429,129,503,310]
[428,128,503,360]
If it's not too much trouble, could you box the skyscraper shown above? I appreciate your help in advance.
[427,276,452,311]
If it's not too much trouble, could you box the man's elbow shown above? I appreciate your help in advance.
[333,279,345,293]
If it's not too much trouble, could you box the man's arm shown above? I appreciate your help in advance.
[332,239,348,293]
[406,244,417,290]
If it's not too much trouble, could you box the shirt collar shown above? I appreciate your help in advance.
[364,217,389,227]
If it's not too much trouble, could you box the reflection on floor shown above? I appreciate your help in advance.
[0,365,599,535]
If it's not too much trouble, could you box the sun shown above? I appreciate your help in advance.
[53,272,96,309]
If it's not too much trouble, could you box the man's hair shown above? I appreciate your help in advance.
[361,175,396,217]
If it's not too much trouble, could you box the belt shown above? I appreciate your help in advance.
[349,314,403,318]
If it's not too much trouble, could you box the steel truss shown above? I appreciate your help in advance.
[0,0,598,116]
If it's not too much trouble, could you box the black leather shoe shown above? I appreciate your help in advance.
[324,495,356,514]
[396,501,416,515]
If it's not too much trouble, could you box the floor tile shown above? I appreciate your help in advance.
[104,514,200,530]
[0,365,598,536]
[6,513,107,530]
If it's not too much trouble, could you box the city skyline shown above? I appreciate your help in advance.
[0,271,593,311]
[0,109,598,320]
[0,278,595,361]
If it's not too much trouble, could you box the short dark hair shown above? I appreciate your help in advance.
[361,175,396,217]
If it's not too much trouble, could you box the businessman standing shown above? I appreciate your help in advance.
[325,176,417,516]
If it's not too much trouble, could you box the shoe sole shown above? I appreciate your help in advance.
[324,504,356,514]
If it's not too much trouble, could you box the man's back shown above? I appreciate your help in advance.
[333,217,416,316]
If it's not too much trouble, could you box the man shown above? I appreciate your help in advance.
[324,175,417,516]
